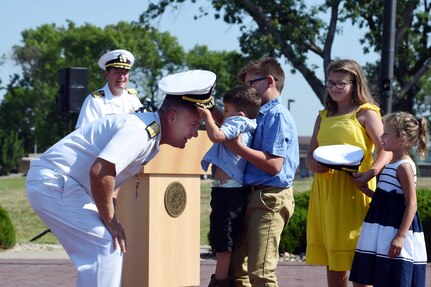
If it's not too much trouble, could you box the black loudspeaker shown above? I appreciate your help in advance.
[58,67,88,113]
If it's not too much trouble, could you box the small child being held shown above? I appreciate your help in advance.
[350,111,429,287]
[198,85,261,287]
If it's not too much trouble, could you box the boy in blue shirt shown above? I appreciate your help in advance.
[198,85,261,287]
[224,57,299,286]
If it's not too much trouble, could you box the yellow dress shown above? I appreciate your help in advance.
[305,103,379,271]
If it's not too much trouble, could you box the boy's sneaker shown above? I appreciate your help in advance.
[208,274,230,287]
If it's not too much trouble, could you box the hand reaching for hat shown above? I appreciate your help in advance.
[196,106,212,122]
[351,168,378,193]
[313,160,331,174]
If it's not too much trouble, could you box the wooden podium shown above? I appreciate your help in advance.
[116,131,212,287]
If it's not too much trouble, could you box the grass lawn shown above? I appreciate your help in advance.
[0,176,59,244]
[1,175,429,246]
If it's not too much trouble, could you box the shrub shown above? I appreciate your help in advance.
[417,189,431,261]
[279,191,309,254]
[0,205,16,250]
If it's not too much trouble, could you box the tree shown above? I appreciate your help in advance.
[185,45,247,101]
[0,20,246,154]
[344,0,431,117]
[140,0,431,117]
[0,130,25,175]
[0,53,5,90]
[103,22,187,102]
[1,21,185,153]
[0,86,43,154]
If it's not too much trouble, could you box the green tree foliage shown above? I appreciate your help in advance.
[344,0,431,117]
[141,0,431,116]
[0,53,5,88]
[0,21,185,153]
[0,21,246,155]
[185,45,247,101]
[0,130,25,175]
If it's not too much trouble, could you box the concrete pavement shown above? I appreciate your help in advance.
[0,244,429,286]
[0,258,328,287]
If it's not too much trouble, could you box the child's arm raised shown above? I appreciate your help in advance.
[197,107,227,143]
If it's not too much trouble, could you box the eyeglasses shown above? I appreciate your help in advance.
[247,76,278,87]
[247,76,267,87]
[324,80,352,89]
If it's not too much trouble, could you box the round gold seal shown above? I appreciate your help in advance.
[164,181,187,218]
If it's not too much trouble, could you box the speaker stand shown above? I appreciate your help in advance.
[30,228,51,242]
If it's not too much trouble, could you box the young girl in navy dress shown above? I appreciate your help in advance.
[349,111,429,287]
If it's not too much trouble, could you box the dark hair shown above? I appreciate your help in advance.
[383,112,429,159]
[158,95,197,116]
[324,59,376,113]
[237,57,285,92]
[223,85,261,119]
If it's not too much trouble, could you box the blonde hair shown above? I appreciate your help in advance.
[383,112,429,159]
[324,59,376,113]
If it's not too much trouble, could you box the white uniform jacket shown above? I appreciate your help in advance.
[40,112,161,197]
[75,83,143,128]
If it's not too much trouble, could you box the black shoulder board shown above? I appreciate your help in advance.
[127,88,138,96]
[146,121,160,138]
[91,90,105,98]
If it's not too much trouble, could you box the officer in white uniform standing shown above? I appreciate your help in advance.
[75,49,143,129]
[26,70,216,287]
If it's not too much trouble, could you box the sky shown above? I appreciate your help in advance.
[0,0,379,136]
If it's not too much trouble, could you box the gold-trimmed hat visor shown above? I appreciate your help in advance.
[182,95,215,109]
[105,62,132,70]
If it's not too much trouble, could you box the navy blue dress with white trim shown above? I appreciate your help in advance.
[349,159,427,287]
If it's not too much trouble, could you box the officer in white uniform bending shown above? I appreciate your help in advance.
[26,70,216,287]
[75,49,143,129]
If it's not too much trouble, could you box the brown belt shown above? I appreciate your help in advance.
[253,185,272,190]
[245,185,274,192]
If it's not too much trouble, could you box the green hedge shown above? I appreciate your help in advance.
[0,205,16,250]
[280,191,309,254]
[417,189,431,261]
[280,188,431,261]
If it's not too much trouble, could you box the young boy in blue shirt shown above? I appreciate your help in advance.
[198,85,261,287]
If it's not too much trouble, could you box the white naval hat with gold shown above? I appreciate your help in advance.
[158,70,216,109]
[98,49,135,70]
[313,144,364,174]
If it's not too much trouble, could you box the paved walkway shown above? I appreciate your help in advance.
[0,258,328,287]
[0,247,429,286]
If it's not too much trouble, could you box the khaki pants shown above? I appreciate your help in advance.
[230,186,295,287]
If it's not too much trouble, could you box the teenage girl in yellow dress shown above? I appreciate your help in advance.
[305,59,392,287]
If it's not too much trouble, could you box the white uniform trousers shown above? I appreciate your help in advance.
[26,164,123,287]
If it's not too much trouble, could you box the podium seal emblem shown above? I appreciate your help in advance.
[164,181,187,218]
